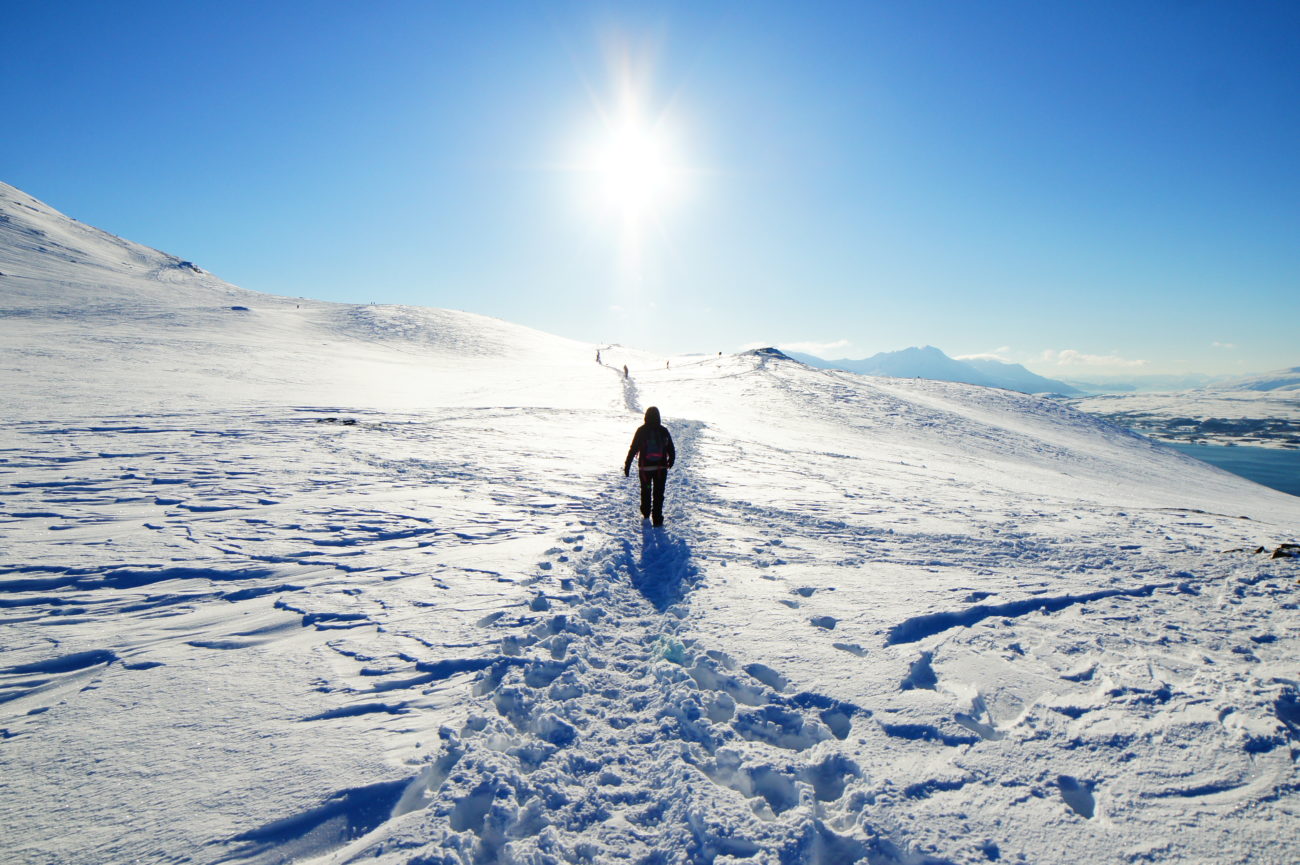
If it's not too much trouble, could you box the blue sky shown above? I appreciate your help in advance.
[3,1,1297,377]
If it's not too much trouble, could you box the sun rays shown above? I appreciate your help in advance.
[572,38,691,282]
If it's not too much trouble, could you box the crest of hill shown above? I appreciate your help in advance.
[0,181,579,354]
[0,181,613,415]
[744,346,793,360]
[0,181,260,310]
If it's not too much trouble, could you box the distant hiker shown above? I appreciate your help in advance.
[596,350,601,363]
[623,406,676,526]
[623,364,629,378]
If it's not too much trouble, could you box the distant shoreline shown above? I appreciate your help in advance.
[1064,392,1300,451]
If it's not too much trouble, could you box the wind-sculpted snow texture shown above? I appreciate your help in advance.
[3,183,1300,864]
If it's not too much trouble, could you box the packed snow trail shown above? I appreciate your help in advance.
[212,412,901,864]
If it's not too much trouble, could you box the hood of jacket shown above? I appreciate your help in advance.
[644,406,661,426]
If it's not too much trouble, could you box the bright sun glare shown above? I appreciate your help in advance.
[592,106,677,220]
[577,39,687,243]
[572,40,692,279]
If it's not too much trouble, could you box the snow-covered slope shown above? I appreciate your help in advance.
[0,182,617,418]
[0,181,247,307]
[3,184,1300,865]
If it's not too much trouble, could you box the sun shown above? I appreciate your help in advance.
[577,55,687,233]
[591,105,678,221]
[570,39,692,279]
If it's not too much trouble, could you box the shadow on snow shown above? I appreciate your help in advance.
[214,778,408,864]
[626,523,697,612]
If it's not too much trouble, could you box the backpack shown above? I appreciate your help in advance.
[641,426,668,467]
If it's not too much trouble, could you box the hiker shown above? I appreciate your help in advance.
[623,364,628,378]
[623,406,675,526]
[596,350,601,363]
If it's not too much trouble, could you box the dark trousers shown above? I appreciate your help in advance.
[639,467,667,524]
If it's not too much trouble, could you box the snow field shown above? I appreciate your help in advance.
[3,357,1297,863]
[3,181,1300,863]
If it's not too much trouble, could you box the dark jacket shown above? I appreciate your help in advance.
[624,406,675,474]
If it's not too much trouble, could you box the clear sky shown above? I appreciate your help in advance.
[3,1,1297,377]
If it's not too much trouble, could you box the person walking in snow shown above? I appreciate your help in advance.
[623,406,675,526]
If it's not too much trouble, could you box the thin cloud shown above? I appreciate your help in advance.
[1211,341,1235,350]
[739,339,851,357]
[956,347,1013,363]
[777,339,851,357]
[1040,349,1148,368]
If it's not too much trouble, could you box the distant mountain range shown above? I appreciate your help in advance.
[1058,373,1219,393]
[787,345,1083,395]
[788,347,1300,397]
[1209,366,1300,392]
[1061,369,1300,394]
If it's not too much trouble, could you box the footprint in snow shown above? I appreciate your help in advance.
[743,663,788,693]
[954,694,1005,741]
[900,651,938,691]
[832,642,867,657]
[1057,775,1097,819]
[1275,689,1300,729]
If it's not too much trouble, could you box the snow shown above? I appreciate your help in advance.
[1060,369,1300,450]
[1064,390,1300,450]
[3,181,1300,864]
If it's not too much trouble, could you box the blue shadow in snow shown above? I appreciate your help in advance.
[629,524,697,611]
[217,778,408,863]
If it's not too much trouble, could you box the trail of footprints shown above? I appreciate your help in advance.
[455,528,863,835]
[250,529,873,863]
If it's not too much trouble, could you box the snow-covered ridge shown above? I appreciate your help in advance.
[0,180,248,307]
[2,182,1299,864]
[0,183,617,419]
